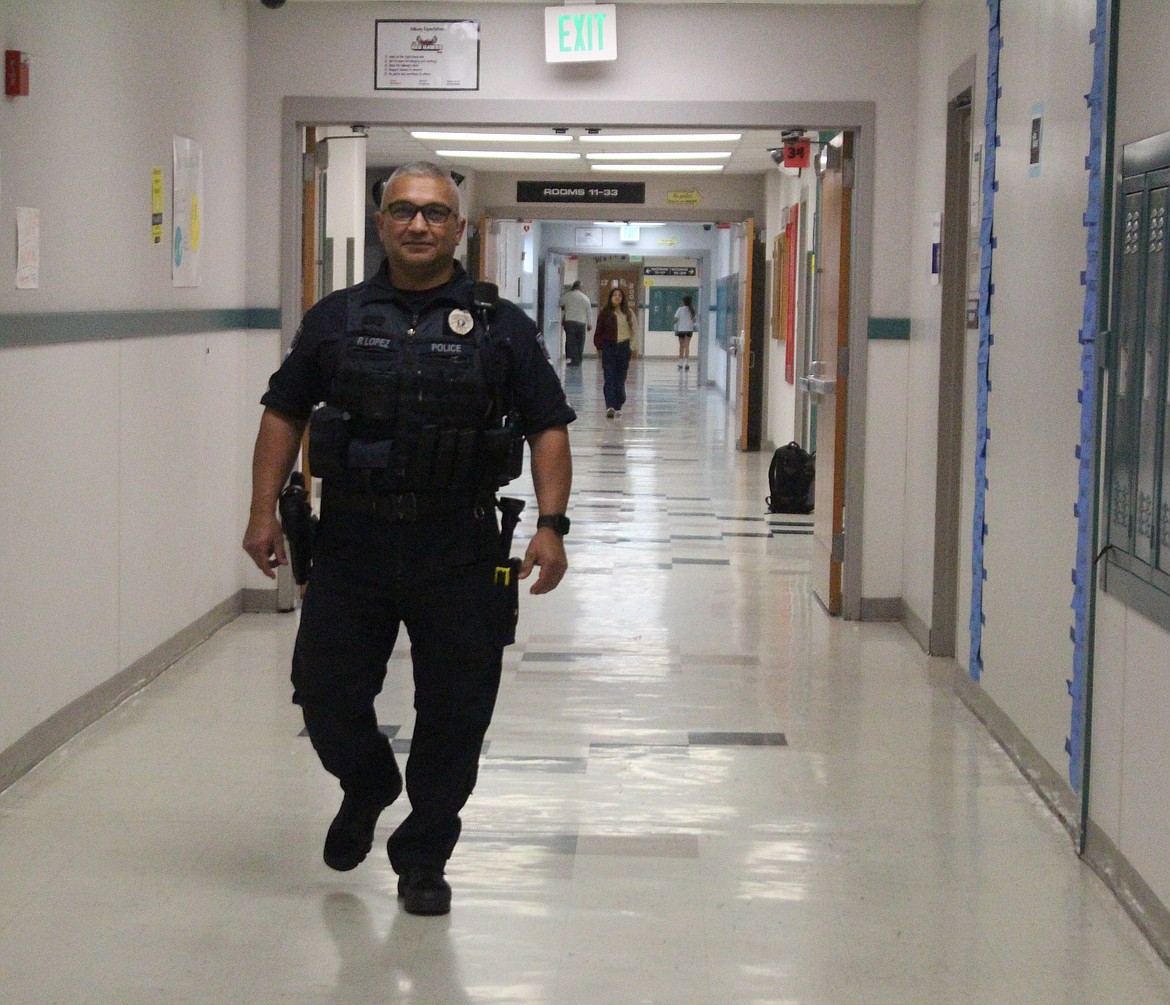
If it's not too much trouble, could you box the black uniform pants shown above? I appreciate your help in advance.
[291,509,506,874]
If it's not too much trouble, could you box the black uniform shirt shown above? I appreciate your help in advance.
[262,261,576,436]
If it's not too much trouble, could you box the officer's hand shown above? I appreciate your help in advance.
[519,529,568,594]
[242,512,288,579]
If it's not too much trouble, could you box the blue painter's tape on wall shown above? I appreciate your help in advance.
[970,0,1004,686]
[1067,0,1109,795]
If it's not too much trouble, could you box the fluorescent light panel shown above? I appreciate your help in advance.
[435,150,581,160]
[592,164,724,172]
[587,151,729,161]
[578,133,741,143]
[412,131,573,142]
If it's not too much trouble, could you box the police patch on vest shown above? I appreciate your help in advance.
[427,342,469,356]
[447,309,474,336]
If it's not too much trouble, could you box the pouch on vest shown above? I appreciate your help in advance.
[347,438,394,470]
[308,405,350,480]
[333,349,399,422]
[480,421,524,487]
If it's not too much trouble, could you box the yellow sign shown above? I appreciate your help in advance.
[657,237,679,247]
[151,168,164,245]
[667,190,701,205]
[189,193,201,251]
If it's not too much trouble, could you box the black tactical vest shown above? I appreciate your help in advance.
[308,283,521,496]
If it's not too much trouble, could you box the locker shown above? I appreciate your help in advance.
[1104,137,1170,620]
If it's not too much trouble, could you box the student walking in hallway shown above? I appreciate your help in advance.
[594,286,637,418]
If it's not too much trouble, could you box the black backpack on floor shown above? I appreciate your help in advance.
[766,442,815,514]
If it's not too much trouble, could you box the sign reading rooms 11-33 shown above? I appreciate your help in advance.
[544,4,617,63]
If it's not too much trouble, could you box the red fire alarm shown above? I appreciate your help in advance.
[782,138,811,169]
[6,50,30,97]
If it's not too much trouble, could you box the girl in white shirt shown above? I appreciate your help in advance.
[673,296,696,371]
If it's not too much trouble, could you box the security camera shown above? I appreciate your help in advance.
[702,224,712,232]
[768,148,784,166]
[260,0,286,9]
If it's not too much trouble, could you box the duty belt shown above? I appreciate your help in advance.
[322,485,484,522]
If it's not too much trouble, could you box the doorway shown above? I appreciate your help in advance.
[810,134,854,616]
[279,96,877,617]
[931,62,977,656]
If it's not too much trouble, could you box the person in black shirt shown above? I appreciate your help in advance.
[243,162,575,916]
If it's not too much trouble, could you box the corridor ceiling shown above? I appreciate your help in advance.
[286,0,920,5]
[362,126,806,176]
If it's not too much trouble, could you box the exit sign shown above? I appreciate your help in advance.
[545,4,617,63]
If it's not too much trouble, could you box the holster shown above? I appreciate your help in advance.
[278,472,317,586]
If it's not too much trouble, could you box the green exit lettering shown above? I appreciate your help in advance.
[559,12,607,53]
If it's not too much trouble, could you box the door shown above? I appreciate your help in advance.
[543,252,567,360]
[300,126,321,485]
[810,134,853,615]
[737,219,764,451]
[930,94,974,655]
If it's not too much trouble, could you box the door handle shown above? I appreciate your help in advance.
[801,359,835,396]
[799,375,836,396]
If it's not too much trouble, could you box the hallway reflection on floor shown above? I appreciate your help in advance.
[1,359,1168,1004]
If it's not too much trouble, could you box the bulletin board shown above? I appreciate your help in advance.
[715,274,739,349]
[647,285,700,332]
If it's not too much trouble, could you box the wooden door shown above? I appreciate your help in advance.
[810,135,853,615]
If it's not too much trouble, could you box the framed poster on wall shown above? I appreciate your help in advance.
[375,20,479,91]
[575,227,604,248]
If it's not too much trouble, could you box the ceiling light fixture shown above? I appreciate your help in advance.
[578,133,742,143]
[586,151,730,161]
[412,131,574,143]
[591,164,724,172]
[435,150,581,160]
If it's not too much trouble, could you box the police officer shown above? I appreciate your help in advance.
[242,162,575,916]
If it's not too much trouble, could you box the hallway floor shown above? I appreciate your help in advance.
[3,358,1170,1003]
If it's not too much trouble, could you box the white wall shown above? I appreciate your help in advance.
[0,1,248,310]
[891,0,1170,938]
[0,0,258,758]
[905,0,1095,782]
[1088,0,1170,915]
[978,0,1095,777]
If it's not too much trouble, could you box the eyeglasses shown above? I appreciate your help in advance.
[382,201,457,225]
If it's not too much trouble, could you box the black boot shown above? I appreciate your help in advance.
[397,866,452,915]
[323,767,402,871]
